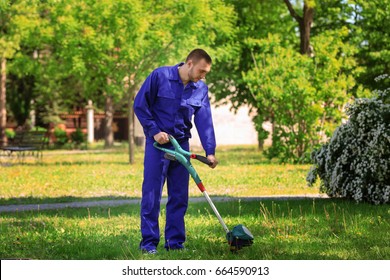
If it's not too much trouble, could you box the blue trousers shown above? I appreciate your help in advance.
[139,138,190,251]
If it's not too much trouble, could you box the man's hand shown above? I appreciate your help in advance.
[154,132,170,144]
[207,155,218,169]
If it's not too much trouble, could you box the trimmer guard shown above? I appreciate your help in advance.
[227,224,254,251]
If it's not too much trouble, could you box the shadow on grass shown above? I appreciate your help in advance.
[0,195,141,206]
[0,160,132,167]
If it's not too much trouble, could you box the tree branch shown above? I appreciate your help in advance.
[283,0,302,22]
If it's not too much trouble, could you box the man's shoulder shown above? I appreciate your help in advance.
[153,65,177,79]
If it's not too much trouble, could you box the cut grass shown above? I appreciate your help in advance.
[1,199,389,260]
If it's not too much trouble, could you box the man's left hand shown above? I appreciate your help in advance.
[207,155,218,169]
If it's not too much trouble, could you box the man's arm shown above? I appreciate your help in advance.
[194,87,218,168]
[133,71,161,138]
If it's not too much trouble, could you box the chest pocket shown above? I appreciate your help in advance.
[157,84,175,99]
[183,98,202,119]
[154,85,177,120]
[186,99,202,109]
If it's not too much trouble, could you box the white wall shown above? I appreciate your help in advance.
[190,104,259,147]
[134,103,269,147]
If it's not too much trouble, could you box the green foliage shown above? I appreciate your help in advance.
[307,75,390,204]
[209,0,295,107]
[2,0,389,160]
[5,128,15,139]
[70,128,85,147]
[353,0,390,91]
[54,127,68,146]
[3,0,237,130]
[243,28,361,163]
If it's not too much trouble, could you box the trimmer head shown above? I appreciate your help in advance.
[227,224,254,252]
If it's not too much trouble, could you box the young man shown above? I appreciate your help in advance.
[134,49,218,254]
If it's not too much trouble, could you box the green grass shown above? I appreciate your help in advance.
[1,145,389,260]
[0,145,318,205]
[1,199,389,259]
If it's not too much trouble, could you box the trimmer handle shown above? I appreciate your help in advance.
[154,135,212,166]
[190,154,212,166]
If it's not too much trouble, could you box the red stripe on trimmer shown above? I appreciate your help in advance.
[197,182,206,192]
[190,154,196,159]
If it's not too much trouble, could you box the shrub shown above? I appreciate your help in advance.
[307,75,390,204]
[54,127,68,146]
[70,128,85,148]
[5,129,15,140]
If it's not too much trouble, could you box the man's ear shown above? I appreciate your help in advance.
[187,59,193,68]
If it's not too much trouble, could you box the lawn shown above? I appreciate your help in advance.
[0,144,318,205]
[0,144,389,260]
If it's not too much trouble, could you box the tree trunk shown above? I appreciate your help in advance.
[283,0,314,55]
[258,139,264,151]
[0,58,7,146]
[301,3,314,55]
[128,92,135,164]
[104,95,114,148]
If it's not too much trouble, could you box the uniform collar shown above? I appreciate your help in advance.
[169,63,198,89]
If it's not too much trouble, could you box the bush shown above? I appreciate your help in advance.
[70,128,85,148]
[54,127,68,146]
[307,75,390,204]
[5,129,15,140]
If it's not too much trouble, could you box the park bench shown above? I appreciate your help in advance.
[0,130,48,163]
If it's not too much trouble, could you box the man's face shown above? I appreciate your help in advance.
[188,58,211,83]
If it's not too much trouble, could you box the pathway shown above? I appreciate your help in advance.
[0,194,328,213]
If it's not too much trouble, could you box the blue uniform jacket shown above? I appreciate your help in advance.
[134,63,216,156]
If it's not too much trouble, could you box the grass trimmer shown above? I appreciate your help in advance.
[154,135,254,252]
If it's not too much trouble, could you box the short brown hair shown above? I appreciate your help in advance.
[186,49,212,64]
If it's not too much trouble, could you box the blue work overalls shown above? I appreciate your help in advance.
[134,63,216,251]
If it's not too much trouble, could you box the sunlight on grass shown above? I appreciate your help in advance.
[0,145,319,205]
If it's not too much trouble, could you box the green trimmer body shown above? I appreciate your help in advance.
[154,135,254,252]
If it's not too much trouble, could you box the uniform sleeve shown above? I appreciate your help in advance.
[194,87,216,156]
[133,71,161,138]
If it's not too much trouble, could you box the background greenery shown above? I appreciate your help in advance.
[1,0,389,161]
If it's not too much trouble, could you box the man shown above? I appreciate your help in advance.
[134,49,218,254]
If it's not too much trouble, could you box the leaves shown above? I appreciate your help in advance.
[2,0,237,129]
[241,29,359,163]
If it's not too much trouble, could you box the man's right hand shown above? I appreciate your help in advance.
[154,132,170,145]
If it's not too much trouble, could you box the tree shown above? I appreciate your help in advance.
[243,27,361,162]
[352,0,390,91]
[124,0,237,162]
[6,1,56,128]
[1,0,20,144]
[0,0,42,143]
[209,0,365,162]
[47,0,236,162]
[208,0,296,149]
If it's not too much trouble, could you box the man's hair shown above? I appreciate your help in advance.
[186,49,212,64]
